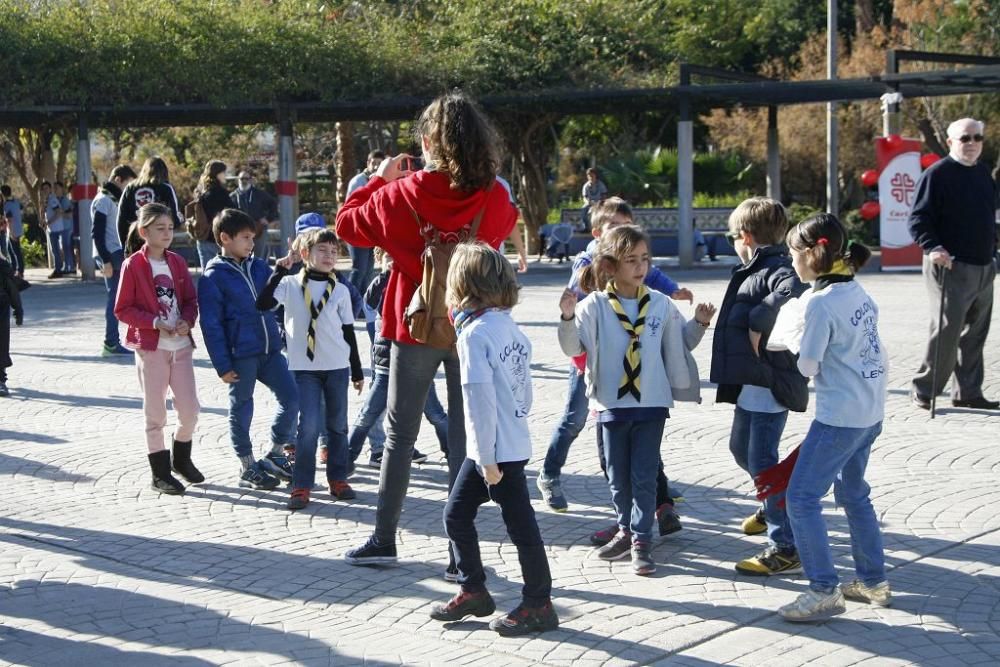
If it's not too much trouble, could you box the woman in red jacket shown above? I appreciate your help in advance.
[115,203,203,496]
[337,92,517,569]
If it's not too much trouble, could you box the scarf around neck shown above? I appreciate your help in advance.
[605,280,650,401]
[813,258,855,292]
[300,268,337,361]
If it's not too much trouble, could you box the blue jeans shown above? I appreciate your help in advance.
[196,240,219,271]
[61,227,75,272]
[47,228,64,272]
[729,406,793,550]
[348,372,449,460]
[98,250,124,347]
[602,417,665,543]
[227,351,299,459]
[294,368,349,486]
[347,243,374,295]
[786,420,886,593]
[445,458,551,607]
[542,366,588,478]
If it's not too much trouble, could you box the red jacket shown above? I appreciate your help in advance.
[114,245,198,351]
[336,170,517,345]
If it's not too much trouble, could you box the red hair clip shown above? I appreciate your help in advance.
[816,237,829,246]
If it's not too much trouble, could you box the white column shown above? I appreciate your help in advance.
[677,97,694,268]
[76,117,95,281]
[766,106,781,201]
[276,111,298,254]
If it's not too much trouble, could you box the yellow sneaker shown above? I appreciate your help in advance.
[741,507,767,535]
[841,579,892,607]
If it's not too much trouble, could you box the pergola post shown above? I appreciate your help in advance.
[677,92,694,269]
[276,109,298,253]
[75,116,96,281]
[766,105,781,201]
[882,51,902,136]
[826,0,839,216]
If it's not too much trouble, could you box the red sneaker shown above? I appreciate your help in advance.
[287,488,310,510]
[330,480,356,500]
[588,523,620,547]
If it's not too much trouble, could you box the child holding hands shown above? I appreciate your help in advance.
[558,225,715,575]
[114,203,203,494]
[429,243,558,636]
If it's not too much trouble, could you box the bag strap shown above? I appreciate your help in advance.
[408,183,494,244]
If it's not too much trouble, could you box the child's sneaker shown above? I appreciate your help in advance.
[444,563,460,582]
[260,452,293,481]
[589,523,620,547]
[344,534,397,565]
[656,503,682,536]
[596,530,631,561]
[101,343,132,357]
[368,452,383,468]
[412,448,428,464]
[489,602,559,636]
[330,480,356,500]
[741,507,767,535]
[536,472,568,512]
[429,590,496,621]
[779,588,846,622]
[319,445,328,465]
[287,488,310,510]
[631,541,656,576]
[841,579,892,607]
[239,462,280,490]
[735,546,802,576]
[282,444,296,465]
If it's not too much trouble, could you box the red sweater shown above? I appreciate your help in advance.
[114,246,198,351]
[336,170,517,345]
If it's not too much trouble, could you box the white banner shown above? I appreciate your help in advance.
[878,151,921,249]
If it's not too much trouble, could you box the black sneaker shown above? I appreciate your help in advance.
[429,590,496,621]
[412,448,428,464]
[656,503,682,536]
[632,542,656,576]
[596,530,631,561]
[489,603,559,636]
[735,545,802,576]
[444,563,460,582]
[344,534,398,566]
[368,452,383,468]
[239,462,280,490]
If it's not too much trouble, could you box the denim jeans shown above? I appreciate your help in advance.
[47,228,64,272]
[445,457,551,607]
[542,366,588,477]
[597,423,673,508]
[196,240,219,271]
[729,406,794,550]
[61,227,75,272]
[98,250,124,347]
[374,341,465,545]
[349,373,450,460]
[602,417,666,543]
[786,420,886,593]
[346,243,374,295]
[294,368,349,487]
[227,351,299,459]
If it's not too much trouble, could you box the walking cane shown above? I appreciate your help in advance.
[929,267,948,419]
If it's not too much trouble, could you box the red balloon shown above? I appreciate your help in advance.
[920,153,941,169]
[861,169,879,188]
[859,201,880,220]
[885,134,903,149]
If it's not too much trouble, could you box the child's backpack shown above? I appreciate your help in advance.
[184,198,212,242]
[404,204,487,349]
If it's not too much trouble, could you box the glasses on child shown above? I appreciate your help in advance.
[958,134,984,144]
[725,232,742,247]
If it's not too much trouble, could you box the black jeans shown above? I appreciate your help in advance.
[444,458,552,607]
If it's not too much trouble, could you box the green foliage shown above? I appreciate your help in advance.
[843,208,878,247]
[785,203,822,227]
[19,239,47,268]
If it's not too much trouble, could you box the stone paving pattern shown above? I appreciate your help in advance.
[0,257,998,666]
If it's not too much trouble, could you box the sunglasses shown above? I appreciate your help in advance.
[958,134,984,144]
[725,231,742,247]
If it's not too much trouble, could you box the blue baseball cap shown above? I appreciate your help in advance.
[295,212,326,236]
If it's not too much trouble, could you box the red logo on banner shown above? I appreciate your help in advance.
[889,172,915,205]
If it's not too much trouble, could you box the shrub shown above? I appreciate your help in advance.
[20,239,47,268]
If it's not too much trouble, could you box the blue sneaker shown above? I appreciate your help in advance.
[239,462,280,490]
[261,452,293,481]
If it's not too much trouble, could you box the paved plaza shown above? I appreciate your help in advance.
[1,257,998,666]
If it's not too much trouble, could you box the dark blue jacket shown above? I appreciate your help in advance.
[364,270,392,373]
[198,255,282,376]
[709,245,809,412]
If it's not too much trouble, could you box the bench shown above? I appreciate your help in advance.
[539,207,736,260]
[170,229,284,268]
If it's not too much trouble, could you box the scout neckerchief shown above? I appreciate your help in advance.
[813,258,854,292]
[450,307,492,335]
[301,268,337,361]
[605,280,650,400]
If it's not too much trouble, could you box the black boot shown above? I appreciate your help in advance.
[148,450,185,495]
[171,439,205,484]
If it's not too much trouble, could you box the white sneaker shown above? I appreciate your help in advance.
[779,588,846,622]
[841,579,892,607]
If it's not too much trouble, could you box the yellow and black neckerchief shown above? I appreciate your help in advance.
[605,280,650,400]
[301,268,337,361]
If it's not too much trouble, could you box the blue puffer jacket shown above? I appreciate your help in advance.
[198,255,282,376]
[709,245,809,412]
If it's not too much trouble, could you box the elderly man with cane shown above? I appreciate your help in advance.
[908,118,998,412]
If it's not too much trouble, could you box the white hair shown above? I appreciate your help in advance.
[947,118,984,138]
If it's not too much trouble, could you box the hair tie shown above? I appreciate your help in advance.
[816,237,829,246]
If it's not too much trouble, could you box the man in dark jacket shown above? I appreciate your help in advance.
[92,165,137,356]
[231,171,278,261]
[709,197,808,577]
[908,118,998,411]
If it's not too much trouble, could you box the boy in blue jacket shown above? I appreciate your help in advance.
[198,209,299,490]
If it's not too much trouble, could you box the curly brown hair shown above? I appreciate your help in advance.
[416,92,502,192]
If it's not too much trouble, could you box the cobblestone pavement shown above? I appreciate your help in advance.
[1,257,998,666]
